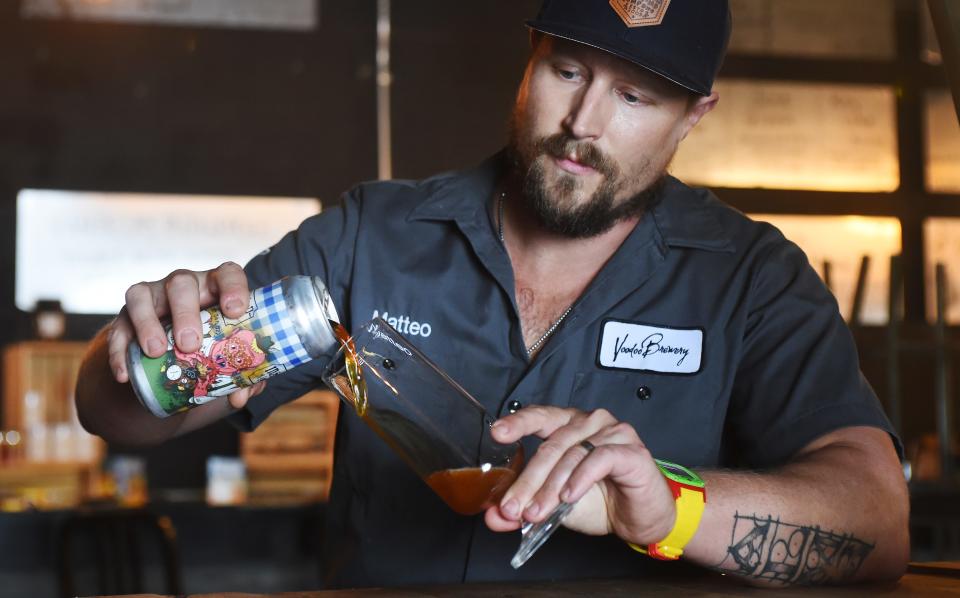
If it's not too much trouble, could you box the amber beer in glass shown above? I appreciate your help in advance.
[326,318,576,567]
[323,318,524,516]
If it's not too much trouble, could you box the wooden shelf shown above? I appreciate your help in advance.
[240,390,338,504]
[0,460,98,511]
[3,341,89,429]
[1,341,106,508]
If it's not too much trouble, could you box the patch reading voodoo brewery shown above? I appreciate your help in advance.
[597,319,703,374]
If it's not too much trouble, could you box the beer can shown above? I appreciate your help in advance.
[127,275,340,418]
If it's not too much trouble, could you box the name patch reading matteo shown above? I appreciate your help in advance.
[598,320,703,374]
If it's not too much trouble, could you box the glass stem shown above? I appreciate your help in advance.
[510,500,575,569]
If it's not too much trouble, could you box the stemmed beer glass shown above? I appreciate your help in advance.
[323,318,574,568]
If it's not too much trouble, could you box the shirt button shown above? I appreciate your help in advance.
[636,386,652,401]
[507,400,523,414]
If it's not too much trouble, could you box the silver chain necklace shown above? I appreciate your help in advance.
[498,192,573,356]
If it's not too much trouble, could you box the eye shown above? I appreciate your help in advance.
[619,90,644,106]
[556,68,579,81]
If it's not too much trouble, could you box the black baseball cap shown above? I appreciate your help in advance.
[527,0,731,96]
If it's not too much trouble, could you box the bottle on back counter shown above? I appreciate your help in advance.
[127,275,341,418]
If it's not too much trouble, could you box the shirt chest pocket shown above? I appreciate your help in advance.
[567,370,722,465]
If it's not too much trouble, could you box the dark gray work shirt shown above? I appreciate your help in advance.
[235,152,897,588]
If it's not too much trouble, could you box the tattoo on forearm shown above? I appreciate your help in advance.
[715,512,874,585]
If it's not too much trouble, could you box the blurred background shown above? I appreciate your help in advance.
[0,0,959,596]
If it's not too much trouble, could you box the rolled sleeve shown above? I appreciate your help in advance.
[727,230,900,468]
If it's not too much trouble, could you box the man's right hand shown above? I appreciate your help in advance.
[107,261,262,410]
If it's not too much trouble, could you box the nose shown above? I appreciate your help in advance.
[562,82,612,140]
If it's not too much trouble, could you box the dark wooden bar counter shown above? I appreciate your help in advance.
[103,563,960,597]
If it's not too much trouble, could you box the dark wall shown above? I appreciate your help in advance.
[0,0,541,342]
[0,0,379,342]
[0,0,540,484]
[391,1,539,179]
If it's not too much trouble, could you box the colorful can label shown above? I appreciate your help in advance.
[129,280,315,417]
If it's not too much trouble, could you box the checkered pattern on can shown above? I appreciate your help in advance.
[249,281,312,367]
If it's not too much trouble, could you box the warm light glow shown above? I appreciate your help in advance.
[923,218,960,324]
[751,214,902,324]
[728,0,895,59]
[924,90,960,193]
[842,216,902,239]
[673,80,899,192]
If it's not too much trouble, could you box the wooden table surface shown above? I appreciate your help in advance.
[99,564,960,597]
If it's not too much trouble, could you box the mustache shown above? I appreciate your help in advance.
[534,134,619,179]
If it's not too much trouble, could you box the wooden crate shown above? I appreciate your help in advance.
[2,341,105,466]
[0,461,95,510]
[1,341,106,509]
[240,389,339,504]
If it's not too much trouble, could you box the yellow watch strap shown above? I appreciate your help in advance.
[628,485,706,560]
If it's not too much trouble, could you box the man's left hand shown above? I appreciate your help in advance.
[484,406,676,547]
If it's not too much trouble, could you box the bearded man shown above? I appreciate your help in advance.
[77,0,908,589]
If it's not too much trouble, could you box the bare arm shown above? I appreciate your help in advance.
[487,408,909,586]
[685,426,908,584]
[75,262,263,447]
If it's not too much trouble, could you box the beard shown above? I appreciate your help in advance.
[507,116,666,239]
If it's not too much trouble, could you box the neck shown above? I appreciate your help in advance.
[494,176,643,357]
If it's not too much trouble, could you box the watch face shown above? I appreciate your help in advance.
[655,459,704,487]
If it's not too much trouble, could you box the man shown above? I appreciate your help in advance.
[76,0,909,588]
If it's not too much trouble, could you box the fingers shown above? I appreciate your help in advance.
[106,309,135,382]
[549,423,648,502]
[125,281,171,358]
[526,421,641,523]
[519,439,596,522]
[497,407,617,522]
[139,262,247,357]
[164,270,204,353]
[122,262,248,363]
[208,262,249,319]
[226,380,267,410]
[484,505,523,533]
[491,405,577,444]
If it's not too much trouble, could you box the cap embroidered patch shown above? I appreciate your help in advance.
[609,0,671,28]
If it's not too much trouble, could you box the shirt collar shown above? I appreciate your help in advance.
[406,152,505,225]
[649,176,736,253]
[408,151,736,254]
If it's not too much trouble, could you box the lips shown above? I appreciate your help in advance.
[554,154,597,175]
[532,133,615,178]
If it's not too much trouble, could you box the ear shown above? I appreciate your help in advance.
[678,91,719,142]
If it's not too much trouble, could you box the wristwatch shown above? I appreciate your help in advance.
[629,459,706,561]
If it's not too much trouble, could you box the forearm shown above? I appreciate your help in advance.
[682,433,909,586]
[75,326,233,447]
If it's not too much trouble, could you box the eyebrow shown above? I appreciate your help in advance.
[548,42,671,89]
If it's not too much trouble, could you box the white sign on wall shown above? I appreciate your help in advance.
[672,80,900,193]
[16,189,321,314]
[21,0,317,31]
